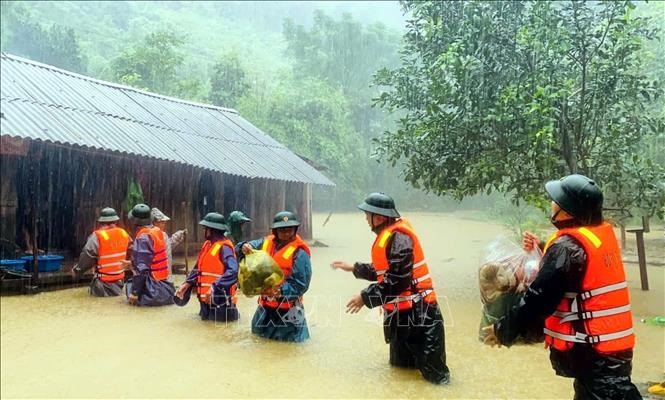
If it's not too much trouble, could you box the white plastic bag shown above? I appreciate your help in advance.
[478,237,542,342]
[479,237,541,301]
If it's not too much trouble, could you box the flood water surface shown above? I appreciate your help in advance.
[2,213,663,398]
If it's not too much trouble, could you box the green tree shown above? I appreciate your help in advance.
[1,3,87,73]
[282,10,416,208]
[636,2,665,172]
[110,30,206,100]
[209,53,250,109]
[46,25,88,73]
[375,1,664,217]
[238,76,367,202]
[283,11,401,140]
[111,30,185,94]
[174,76,207,103]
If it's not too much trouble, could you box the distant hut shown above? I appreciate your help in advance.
[0,53,334,260]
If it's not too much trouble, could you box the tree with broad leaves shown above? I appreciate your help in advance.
[374,1,664,218]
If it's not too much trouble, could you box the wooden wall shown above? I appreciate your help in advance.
[0,140,315,259]
[244,179,312,240]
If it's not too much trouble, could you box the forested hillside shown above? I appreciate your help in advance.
[1,1,662,220]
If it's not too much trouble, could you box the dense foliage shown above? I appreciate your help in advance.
[1,1,662,217]
[375,1,664,217]
[1,2,87,73]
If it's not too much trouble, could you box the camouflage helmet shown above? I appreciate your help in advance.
[151,207,170,222]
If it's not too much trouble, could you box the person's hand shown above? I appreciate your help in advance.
[346,294,364,314]
[197,288,213,305]
[241,243,253,255]
[121,260,132,270]
[522,231,540,252]
[261,287,280,298]
[128,293,139,306]
[330,261,353,272]
[70,265,80,282]
[204,289,214,305]
[175,282,191,299]
[481,325,502,348]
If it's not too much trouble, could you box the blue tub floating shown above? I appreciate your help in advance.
[20,255,64,272]
[0,259,28,271]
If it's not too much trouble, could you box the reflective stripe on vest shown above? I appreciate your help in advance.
[136,226,169,281]
[196,238,237,304]
[258,235,311,310]
[543,222,634,353]
[377,259,427,277]
[543,327,634,345]
[553,304,632,323]
[94,227,130,283]
[371,219,437,312]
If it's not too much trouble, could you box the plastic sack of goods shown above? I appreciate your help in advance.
[238,250,284,296]
[478,237,544,344]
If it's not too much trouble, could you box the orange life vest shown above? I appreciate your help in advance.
[196,238,237,304]
[94,227,130,283]
[543,222,634,353]
[371,219,437,312]
[136,226,169,281]
[258,234,311,310]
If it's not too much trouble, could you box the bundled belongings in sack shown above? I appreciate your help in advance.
[238,250,284,296]
[478,237,544,344]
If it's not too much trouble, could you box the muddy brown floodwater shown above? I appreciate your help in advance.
[2,212,663,398]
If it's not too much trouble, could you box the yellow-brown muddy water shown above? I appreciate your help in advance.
[2,213,663,398]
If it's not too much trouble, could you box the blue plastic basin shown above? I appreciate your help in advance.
[0,259,27,271]
[20,255,64,272]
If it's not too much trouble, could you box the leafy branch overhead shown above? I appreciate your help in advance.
[374,0,664,217]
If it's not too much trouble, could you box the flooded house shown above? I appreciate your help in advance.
[0,53,334,276]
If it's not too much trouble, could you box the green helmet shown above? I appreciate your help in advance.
[545,174,604,225]
[199,212,229,232]
[358,192,400,218]
[271,211,300,229]
[129,203,152,226]
[228,210,251,224]
[98,207,119,223]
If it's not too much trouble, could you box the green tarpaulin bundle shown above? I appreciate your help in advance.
[238,250,284,297]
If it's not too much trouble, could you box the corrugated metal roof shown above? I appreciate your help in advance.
[0,53,335,186]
